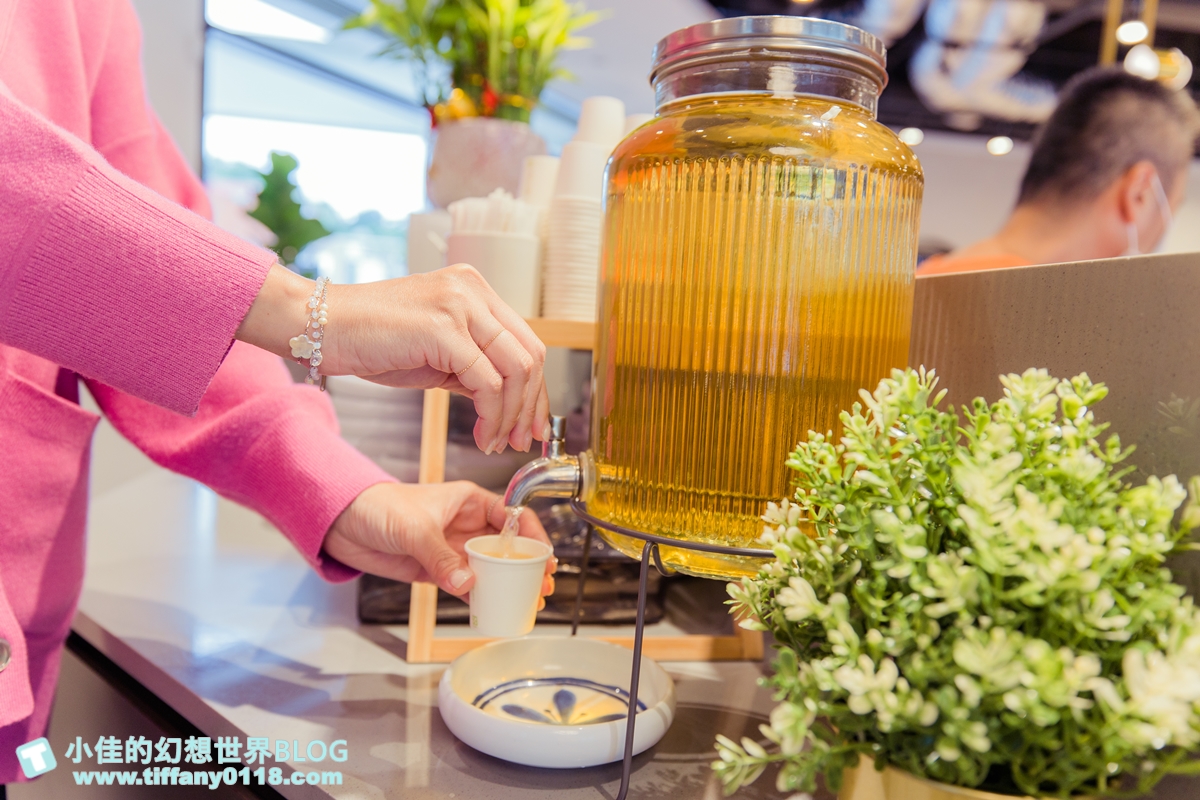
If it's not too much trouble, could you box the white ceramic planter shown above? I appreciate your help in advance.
[427,117,547,208]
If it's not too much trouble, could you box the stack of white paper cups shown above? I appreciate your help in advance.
[541,141,606,320]
[541,96,626,321]
[518,155,560,240]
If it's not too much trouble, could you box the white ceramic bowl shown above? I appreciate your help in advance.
[438,637,676,768]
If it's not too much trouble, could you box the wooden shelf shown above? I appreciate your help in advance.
[419,630,764,664]
[525,318,596,350]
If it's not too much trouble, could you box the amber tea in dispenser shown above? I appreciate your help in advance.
[589,18,924,578]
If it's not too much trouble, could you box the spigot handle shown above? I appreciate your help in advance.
[544,414,567,458]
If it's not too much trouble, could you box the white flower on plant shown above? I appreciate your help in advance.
[953,628,1024,690]
[961,721,991,753]
[935,739,962,762]
[1081,590,1132,638]
[954,674,982,708]
[834,655,898,695]
[1119,647,1200,749]
[1057,449,1106,486]
[777,577,822,622]
[833,656,907,726]
[922,551,979,618]
[769,698,814,756]
[1011,486,1074,554]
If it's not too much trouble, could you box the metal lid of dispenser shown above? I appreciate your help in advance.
[650,16,887,90]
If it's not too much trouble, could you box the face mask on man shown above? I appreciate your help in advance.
[1125,171,1174,256]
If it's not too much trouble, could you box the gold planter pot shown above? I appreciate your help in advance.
[840,758,1096,800]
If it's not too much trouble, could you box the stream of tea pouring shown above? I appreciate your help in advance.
[498,506,523,557]
[497,414,580,558]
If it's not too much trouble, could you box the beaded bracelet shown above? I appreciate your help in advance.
[288,277,330,390]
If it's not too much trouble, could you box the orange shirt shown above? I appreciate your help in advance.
[917,252,1033,276]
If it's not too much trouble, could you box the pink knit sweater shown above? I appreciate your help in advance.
[0,1,395,780]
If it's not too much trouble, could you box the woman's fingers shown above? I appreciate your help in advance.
[525,383,551,449]
[485,297,549,448]
[475,330,534,454]
[449,333,507,451]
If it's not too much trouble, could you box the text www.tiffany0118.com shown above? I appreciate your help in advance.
[72,765,343,787]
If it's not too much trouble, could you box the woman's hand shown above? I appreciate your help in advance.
[322,482,556,603]
[238,263,549,453]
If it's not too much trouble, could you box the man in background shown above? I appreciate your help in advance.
[919,68,1200,275]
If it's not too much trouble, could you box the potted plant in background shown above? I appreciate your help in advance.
[348,0,599,207]
[248,151,331,269]
[716,368,1200,799]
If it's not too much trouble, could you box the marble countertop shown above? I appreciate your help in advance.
[74,467,795,800]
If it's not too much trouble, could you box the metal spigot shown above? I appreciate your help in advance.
[503,414,590,508]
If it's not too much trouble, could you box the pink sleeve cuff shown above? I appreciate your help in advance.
[205,395,397,582]
[2,165,275,415]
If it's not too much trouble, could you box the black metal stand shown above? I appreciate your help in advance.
[567,500,772,800]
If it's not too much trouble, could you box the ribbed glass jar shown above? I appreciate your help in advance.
[588,17,924,578]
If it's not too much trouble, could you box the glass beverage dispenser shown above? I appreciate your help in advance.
[506,17,924,579]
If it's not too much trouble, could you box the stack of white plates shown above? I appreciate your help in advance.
[326,376,538,491]
[326,377,424,482]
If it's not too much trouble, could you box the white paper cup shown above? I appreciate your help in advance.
[554,141,608,200]
[446,231,542,318]
[575,96,626,153]
[466,535,553,638]
[406,210,451,274]
[518,155,560,208]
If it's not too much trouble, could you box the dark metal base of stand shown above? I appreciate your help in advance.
[567,500,772,800]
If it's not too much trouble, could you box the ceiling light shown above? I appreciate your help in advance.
[1122,44,1193,89]
[1161,48,1195,90]
[1125,43,1161,79]
[898,127,924,146]
[206,0,331,44]
[986,136,1014,156]
[1116,20,1149,45]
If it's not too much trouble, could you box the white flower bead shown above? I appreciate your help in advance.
[289,335,315,359]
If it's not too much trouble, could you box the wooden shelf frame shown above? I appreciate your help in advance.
[404,319,764,663]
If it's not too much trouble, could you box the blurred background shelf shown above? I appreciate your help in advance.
[525,318,596,350]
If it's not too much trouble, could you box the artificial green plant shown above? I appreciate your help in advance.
[718,368,1200,798]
